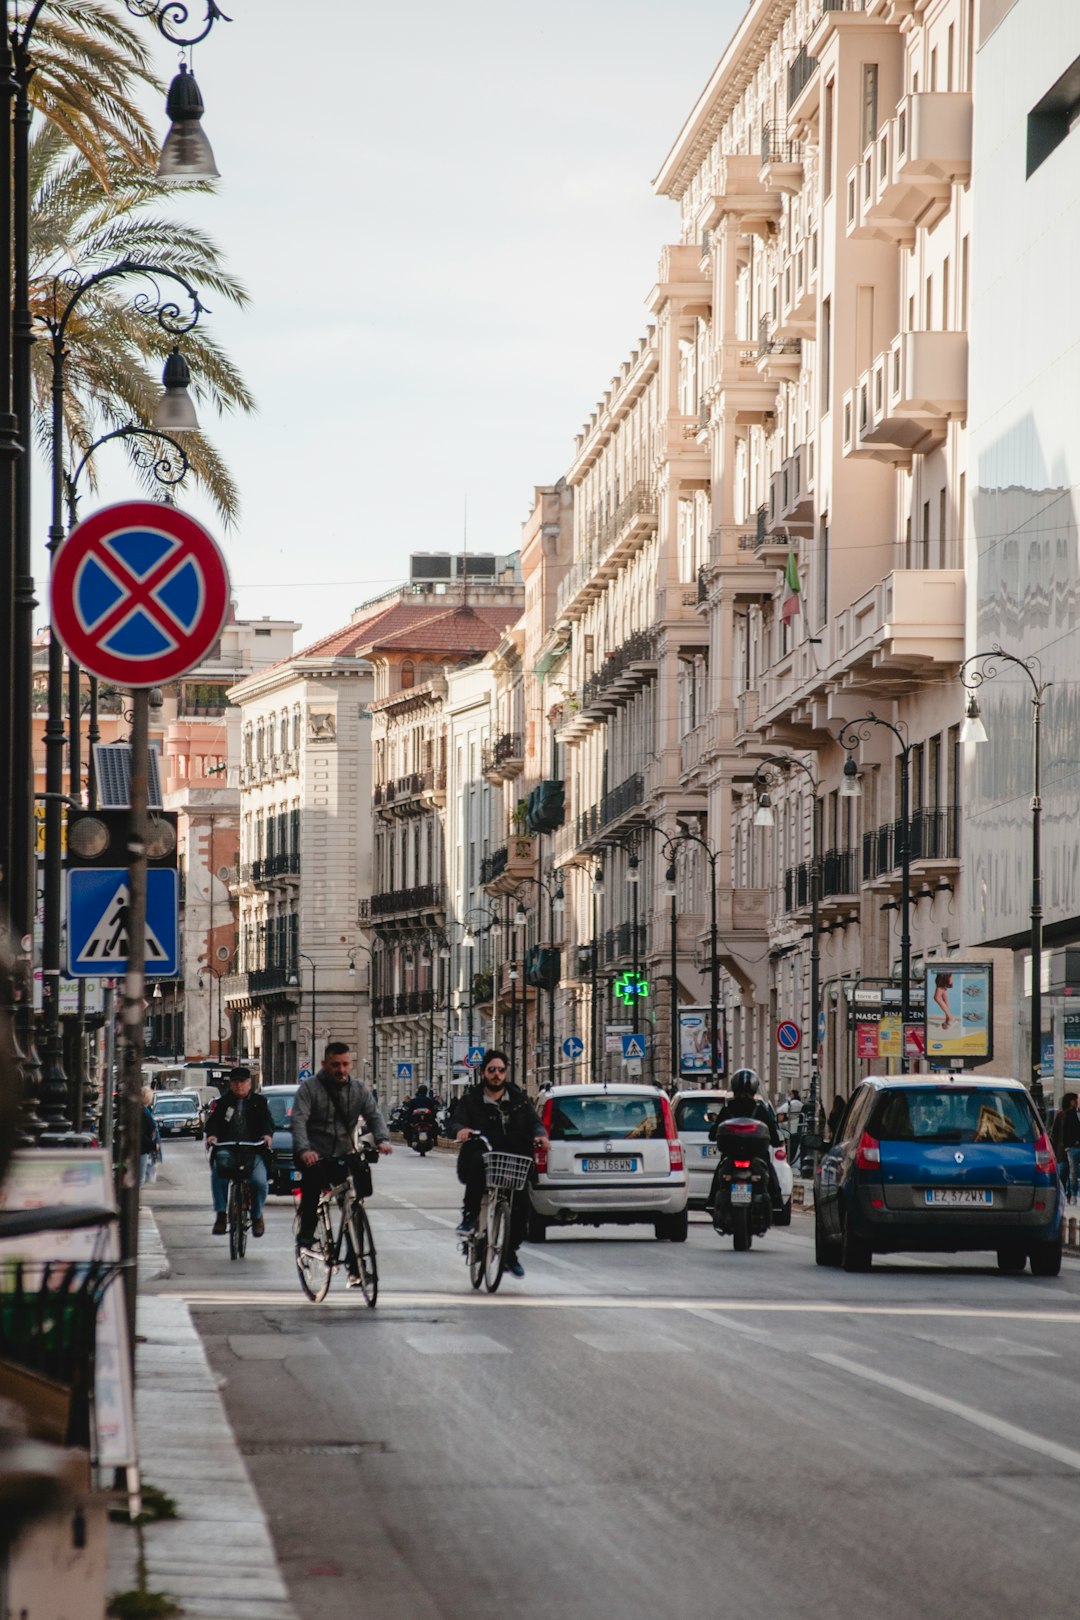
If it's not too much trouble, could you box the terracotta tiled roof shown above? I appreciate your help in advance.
[259,597,521,679]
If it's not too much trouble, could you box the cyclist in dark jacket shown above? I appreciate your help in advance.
[449,1050,545,1278]
[205,1068,274,1238]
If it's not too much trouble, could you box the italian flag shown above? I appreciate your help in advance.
[782,546,801,622]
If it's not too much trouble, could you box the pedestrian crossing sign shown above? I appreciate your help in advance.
[466,1046,485,1068]
[66,867,178,977]
[397,1062,414,1081]
[620,1033,647,1060]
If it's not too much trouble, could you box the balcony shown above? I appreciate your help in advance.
[373,770,443,812]
[223,966,295,1002]
[555,482,658,622]
[482,834,537,895]
[757,317,803,382]
[600,771,645,831]
[252,851,300,888]
[482,732,524,782]
[705,526,779,604]
[848,332,967,462]
[759,124,804,195]
[373,989,435,1020]
[829,568,965,696]
[780,241,816,334]
[787,44,818,118]
[370,882,446,920]
[581,628,659,715]
[754,502,788,566]
[715,340,779,425]
[862,809,960,891]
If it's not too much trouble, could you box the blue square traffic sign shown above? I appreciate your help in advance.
[66,867,178,977]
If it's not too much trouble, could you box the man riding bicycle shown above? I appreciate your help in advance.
[450,1049,545,1280]
[206,1067,274,1237]
[293,1042,392,1269]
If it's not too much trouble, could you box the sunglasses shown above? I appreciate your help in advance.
[484,1065,507,1076]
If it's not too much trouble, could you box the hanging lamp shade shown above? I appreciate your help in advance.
[153,348,200,431]
[157,63,220,180]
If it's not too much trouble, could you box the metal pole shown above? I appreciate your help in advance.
[899,747,911,1076]
[120,688,150,1372]
[0,0,15,929]
[39,335,72,1137]
[807,792,821,1148]
[100,983,116,1149]
[669,881,678,1086]
[509,945,517,1089]
[548,889,556,1092]
[709,856,720,1082]
[590,889,599,1084]
[1031,688,1044,1114]
[631,871,640,1037]
[311,961,316,1069]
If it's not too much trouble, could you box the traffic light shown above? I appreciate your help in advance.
[66,809,178,869]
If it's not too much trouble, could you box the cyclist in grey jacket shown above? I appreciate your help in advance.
[293,1042,392,1250]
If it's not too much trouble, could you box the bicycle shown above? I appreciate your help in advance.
[460,1131,534,1293]
[209,1141,265,1262]
[293,1135,379,1307]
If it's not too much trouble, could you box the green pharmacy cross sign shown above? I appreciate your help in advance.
[613,970,649,1005]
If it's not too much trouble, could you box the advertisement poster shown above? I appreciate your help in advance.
[679,1006,724,1077]
[924,962,993,1063]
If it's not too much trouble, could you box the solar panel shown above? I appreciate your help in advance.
[93,744,163,809]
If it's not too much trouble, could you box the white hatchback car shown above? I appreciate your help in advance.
[673,1089,793,1226]
[528,1084,689,1242]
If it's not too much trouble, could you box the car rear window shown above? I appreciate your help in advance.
[870,1087,1036,1145]
[266,1094,294,1129]
[154,1097,192,1115]
[548,1094,665,1141]
[674,1098,725,1132]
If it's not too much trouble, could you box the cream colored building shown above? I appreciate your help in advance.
[650,0,973,1107]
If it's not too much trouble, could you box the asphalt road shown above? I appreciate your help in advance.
[146,1137,1080,1620]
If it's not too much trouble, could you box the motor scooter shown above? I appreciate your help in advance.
[708,1118,773,1251]
[406,1106,437,1156]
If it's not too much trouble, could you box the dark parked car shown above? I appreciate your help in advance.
[152,1094,202,1139]
[815,1075,1062,1275]
[262,1084,299,1195]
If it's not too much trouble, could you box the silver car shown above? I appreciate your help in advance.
[528,1084,689,1242]
[673,1089,793,1225]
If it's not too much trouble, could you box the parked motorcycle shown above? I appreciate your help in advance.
[406,1106,437,1156]
[709,1118,773,1251]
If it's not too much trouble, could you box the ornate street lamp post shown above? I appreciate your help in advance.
[753,755,822,1152]
[661,829,721,1084]
[838,714,914,1077]
[513,874,565,1091]
[960,646,1050,1114]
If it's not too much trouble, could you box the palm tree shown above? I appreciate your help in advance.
[30,120,254,524]
[23,0,164,183]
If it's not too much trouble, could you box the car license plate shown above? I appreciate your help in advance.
[701,1144,718,1157]
[730,1182,752,1205]
[923,1189,993,1206]
[581,1156,639,1173]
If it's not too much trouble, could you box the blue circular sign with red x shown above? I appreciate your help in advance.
[51,501,230,687]
[776,1020,802,1050]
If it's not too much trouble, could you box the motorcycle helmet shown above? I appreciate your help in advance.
[730,1068,759,1097]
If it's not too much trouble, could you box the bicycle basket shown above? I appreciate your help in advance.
[483,1151,533,1192]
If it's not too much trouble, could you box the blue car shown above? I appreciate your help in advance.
[814,1076,1062,1276]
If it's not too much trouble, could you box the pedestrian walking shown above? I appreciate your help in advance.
[140,1086,161,1185]
[1051,1091,1080,1203]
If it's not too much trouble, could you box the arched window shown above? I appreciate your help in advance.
[400,660,415,690]
[280,716,288,753]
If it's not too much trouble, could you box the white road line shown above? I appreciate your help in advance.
[175,1290,1080,1321]
[812,1351,1080,1473]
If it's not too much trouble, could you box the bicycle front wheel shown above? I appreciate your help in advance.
[228,1181,246,1261]
[468,1211,485,1290]
[295,1204,332,1303]
[346,1205,378,1308]
[484,1195,510,1292]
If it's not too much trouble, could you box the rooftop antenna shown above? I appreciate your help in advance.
[462,493,469,609]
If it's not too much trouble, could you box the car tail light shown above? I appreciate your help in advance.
[774,1146,787,1161]
[855,1131,881,1170]
[534,1135,549,1174]
[1034,1131,1055,1175]
[668,1140,684,1171]
[734,1159,751,1169]
[660,1094,679,1142]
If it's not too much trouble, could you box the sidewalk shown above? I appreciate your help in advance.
[107,1210,299,1620]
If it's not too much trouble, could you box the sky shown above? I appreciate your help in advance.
[37,0,748,648]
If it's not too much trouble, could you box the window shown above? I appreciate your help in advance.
[823,81,834,198]
[861,64,879,148]
[400,660,415,690]
[547,1094,664,1141]
[820,298,831,412]
[870,1087,1035,1144]
[1027,50,1080,177]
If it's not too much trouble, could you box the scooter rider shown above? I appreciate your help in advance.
[708,1069,783,1212]
[404,1084,438,1145]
